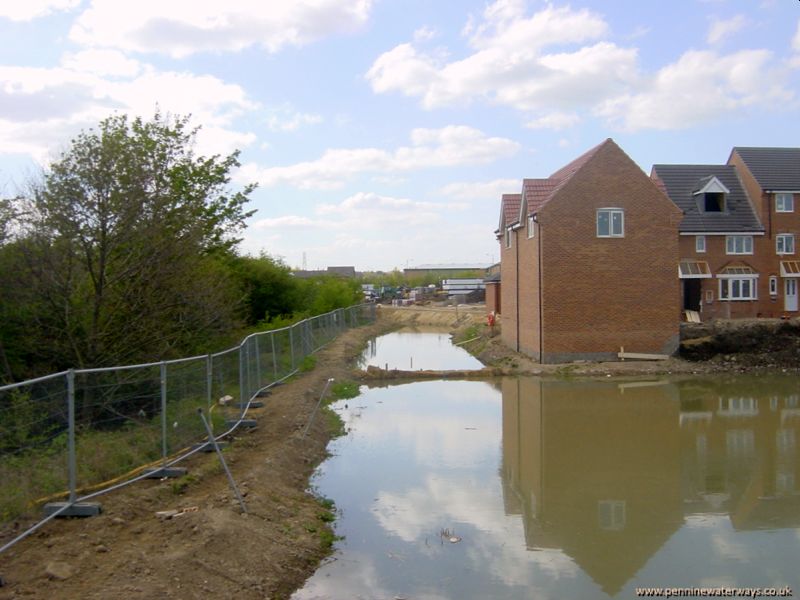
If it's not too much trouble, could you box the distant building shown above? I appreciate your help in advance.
[403,263,491,278]
[292,266,357,279]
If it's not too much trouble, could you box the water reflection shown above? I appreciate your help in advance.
[295,376,800,599]
[359,329,484,371]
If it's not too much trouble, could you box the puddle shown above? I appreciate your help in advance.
[358,329,484,371]
[294,375,800,599]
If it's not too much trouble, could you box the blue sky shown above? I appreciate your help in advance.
[1,0,799,271]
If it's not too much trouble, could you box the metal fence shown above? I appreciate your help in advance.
[0,303,376,538]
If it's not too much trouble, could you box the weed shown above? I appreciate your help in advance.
[170,473,197,495]
[299,355,317,372]
[329,380,360,401]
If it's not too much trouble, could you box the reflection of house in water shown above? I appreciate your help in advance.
[501,376,800,596]
[679,379,800,530]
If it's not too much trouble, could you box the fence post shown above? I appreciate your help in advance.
[238,343,246,419]
[206,354,213,417]
[254,335,261,391]
[289,325,295,371]
[160,362,167,466]
[66,369,77,504]
[43,370,101,516]
[270,331,278,381]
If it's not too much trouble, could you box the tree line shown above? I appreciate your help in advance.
[0,113,360,383]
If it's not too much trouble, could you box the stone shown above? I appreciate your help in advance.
[45,561,74,581]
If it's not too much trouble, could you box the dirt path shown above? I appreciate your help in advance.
[0,305,791,599]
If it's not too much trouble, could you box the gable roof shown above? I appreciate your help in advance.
[518,139,612,221]
[731,147,800,191]
[651,164,763,233]
[497,193,522,233]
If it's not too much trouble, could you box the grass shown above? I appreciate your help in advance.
[329,380,360,401]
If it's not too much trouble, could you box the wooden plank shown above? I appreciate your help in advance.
[617,352,670,361]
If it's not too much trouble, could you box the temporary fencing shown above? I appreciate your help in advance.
[0,303,376,551]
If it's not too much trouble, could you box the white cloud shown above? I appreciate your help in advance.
[440,178,520,201]
[60,49,142,78]
[525,112,580,130]
[793,20,800,52]
[0,63,257,162]
[413,25,437,43]
[707,15,747,45]
[366,3,636,111]
[596,49,793,131]
[69,0,374,58]
[0,0,79,21]
[252,215,320,229]
[265,105,323,132]
[240,125,520,189]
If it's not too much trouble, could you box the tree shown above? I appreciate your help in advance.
[14,112,256,371]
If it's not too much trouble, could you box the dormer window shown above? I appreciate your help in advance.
[694,176,730,213]
[704,192,725,212]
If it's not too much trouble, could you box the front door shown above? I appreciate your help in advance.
[786,279,798,312]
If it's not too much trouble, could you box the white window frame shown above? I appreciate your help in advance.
[776,193,794,213]
[695,235,706,253]
[527,215,535,239]
[504,227,512,249]
[719,276,758,301]
[597,500,626,531]
[770,276,778,296]
[725,235,753,255]
[597,208,624,238]
[777,233,795,255]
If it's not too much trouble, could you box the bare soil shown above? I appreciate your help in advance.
[1,306,795,600]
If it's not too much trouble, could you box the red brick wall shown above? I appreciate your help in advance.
[517,221,542,359]
[486,281,501,315]
[535,142,682,362]
[500,229,520,351]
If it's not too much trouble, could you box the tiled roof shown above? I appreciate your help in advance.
[732,147,800,191]
[519,139,613,218]
[522,179,558,215]
[651,164,763,233]
[501,193,521,227]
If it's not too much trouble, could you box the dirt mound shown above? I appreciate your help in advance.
[680,319,800,367]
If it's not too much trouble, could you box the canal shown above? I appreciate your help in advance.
[293,332,800,599]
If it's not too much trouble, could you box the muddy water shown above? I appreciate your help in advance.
[358,328,484,371]
[295,353,800,598]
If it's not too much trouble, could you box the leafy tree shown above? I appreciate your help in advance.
[12,112,256,371]
[300,276,362,315]
[228,253,304,325]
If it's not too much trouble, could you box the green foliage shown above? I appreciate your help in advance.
[330,380,360,401]
[299,355,317,372]
[298,277,361,315]
[228,253,304,325]
[0,390,60,452]
[1,112,256,377]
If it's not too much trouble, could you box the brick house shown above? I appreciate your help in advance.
[653,147,800,319]
[729,148,800,316]
[496,139,683,363]
[650,163,766,319]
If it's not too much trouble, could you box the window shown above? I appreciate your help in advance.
[703,192,725,212]
[696,235,706,253]
[504,227,512,249]
[597,208,624,237]
[527,215,535,238]
[777,234,795,255]
[598,500,625,531]
[726,235,753,255]
[776,193,794,213]
[770,276,778,296]
[719,277,757,301]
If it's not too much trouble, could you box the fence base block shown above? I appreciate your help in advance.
[256,390,272,398]
[226,419,257,428]
[192,441,229,453]
[43,501,102,518]
[143,466,188,479]
[233,401,264,409]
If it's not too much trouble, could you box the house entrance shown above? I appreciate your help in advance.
[683,279,702,311]
[785,279,798,312]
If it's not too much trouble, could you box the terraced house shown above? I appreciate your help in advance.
[495,142,800,363]
[654,147,800,320]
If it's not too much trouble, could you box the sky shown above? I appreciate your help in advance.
[0,0,799,271]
